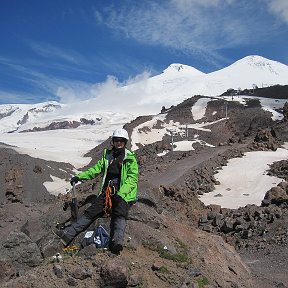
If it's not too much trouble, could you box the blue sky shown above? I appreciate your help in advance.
[0,0,288,104]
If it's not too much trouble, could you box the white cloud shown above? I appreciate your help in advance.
[123,71,151,86]
[0,91,38,104]
[170,0,229,9]
[0,56,99,103]
[0,54,152,106]
[268,0,288,23]
[56,70,151,105]
[56,75,121,104]
[28,41,86,64]
[94,0,284,67]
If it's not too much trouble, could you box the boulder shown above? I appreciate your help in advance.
[100,258,128,288]
[0,259,16,282]
[1,231,43,276]
[283,102,288,121]
[250,128,281,151]
[263,185,288,206]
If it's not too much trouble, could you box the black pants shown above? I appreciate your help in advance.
[85,192,131,219]
[62,192,132,245]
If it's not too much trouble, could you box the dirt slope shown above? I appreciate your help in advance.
[0,88,287,287]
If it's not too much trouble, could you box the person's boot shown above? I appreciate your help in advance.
[109,216,126,255]
[110,243,123,255]
[53,214,92,246]
[52,229,73,247]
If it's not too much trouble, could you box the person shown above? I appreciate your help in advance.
[54,128,138,255]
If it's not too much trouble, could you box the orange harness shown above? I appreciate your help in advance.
[103,181,116,217]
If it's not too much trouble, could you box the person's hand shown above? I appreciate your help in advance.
[70,176,79,186]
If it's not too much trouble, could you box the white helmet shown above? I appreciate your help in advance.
[112,128,129,140]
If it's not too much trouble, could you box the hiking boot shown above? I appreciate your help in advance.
[52,229,72,247]
[110,243,123,255]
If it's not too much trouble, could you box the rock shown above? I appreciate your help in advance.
[38,236,63,258]
[261,199,270,206]
[241,229,253,239]
[128,274,143,287]
[283,102,288,121]
[201,225,212,233]
[53,264,64,278]
[67,277,78,286]
[250,128,281,151]
[263,186,288,206]
[254,210,264,220]
[72,267,92,280]
[100,258,128,288]
[278,181,288,191]
[152,260,165,271]
[212,213,225,227]
[220,218,235,233]
[78,244,98,259]
[207,204,221,214]
[235,224,244,233]
[1,231,43,273]
[0,259,16,282]
[199,215,208,224]
[187,267,202,277]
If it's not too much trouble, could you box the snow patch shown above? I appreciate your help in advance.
[200,144,288,209]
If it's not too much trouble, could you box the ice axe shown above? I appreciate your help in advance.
[57,182,79,229]
[70,182,79,222]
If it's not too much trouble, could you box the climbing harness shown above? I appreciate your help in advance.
[103,180,116,217]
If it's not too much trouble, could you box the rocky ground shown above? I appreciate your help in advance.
[0,91,287,288]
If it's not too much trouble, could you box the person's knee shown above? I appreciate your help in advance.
[112,195,131,217]
[84,197,105,219]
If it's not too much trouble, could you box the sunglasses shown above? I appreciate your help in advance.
[113,138,126,143]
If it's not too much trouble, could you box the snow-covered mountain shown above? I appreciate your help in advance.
[0,55,287,167]
[122,55,288,109]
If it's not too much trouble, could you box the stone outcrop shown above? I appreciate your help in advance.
[248,128,282,151]
[262,181,288,206]
[283,102,288,121]
[198,186,288,254]
[0,231,43,279]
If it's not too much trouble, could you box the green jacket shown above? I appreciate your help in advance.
[77,148,139,202]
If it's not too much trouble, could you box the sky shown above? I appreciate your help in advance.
[0,0,288,105]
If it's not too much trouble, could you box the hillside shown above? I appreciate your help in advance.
[222,84,288,99]
[0,85,287,287]
[0,55,288,170]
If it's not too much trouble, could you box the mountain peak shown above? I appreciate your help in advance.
[163,63,205,76]
[243,55,271,62]
[209,55,288,87]
[231,55,286,71]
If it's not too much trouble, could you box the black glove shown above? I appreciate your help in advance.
[70,176,79,186]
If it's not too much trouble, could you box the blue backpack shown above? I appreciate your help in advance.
[82,225,110,248]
